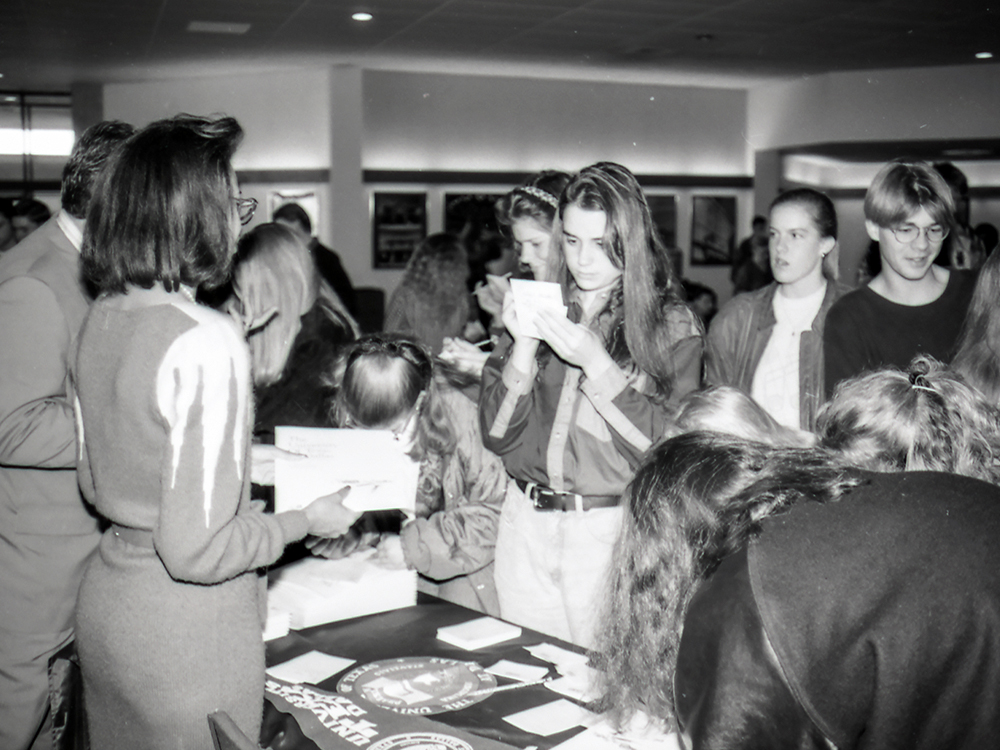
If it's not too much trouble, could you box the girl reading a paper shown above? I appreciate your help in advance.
[307,334,509,616]
[479,161,703,648]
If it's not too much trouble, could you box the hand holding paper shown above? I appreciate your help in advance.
[303,486,360,537]
[509,278,567,339]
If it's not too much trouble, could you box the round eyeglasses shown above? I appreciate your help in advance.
[233,196,258,226]
[888,223,949,244]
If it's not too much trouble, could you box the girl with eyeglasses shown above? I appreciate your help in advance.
[824,158,977,396]
[307,334,509,616]
[480,161,703,648]
[72,115,359,749]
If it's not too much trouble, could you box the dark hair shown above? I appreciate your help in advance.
[864,158,954,229]
[974,222,998,256]
[495,170,571,231]
[932,161,969,197]
[770,187,837,240]
[272,202,312,234]
[751,214,767,229]
[60,120,136,219]
[597,432,860,730]
[13,198,51,226]
[83,114,244,294]
[561,161,692,397]
[330,334,456,459]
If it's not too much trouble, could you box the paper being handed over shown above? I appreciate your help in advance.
[274,426,420,515]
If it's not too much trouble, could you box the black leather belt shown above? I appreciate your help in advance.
[515,478,620,512]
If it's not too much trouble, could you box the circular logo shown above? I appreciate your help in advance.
[337,657,496,715]
[368,732,474,750]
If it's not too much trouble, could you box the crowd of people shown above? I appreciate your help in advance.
[2,112,1000,750]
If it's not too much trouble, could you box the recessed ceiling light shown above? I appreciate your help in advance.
[187,21,251,35]
[976,51,993,59]
[352,12,373,22]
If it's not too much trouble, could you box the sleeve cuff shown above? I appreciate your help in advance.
[275,509,310,544]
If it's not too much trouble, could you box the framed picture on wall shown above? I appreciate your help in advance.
[690,195,736,265]
[372,192,427,269]
[646,194,681,278]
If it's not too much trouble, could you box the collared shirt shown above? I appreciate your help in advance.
[480,291,701,496]
[56,209,83,251]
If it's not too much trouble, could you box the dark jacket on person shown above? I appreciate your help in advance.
[706,279,850,431]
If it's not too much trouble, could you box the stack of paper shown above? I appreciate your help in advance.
[266,554,416,631]
[437,616,522,650]
[509,278,567,339]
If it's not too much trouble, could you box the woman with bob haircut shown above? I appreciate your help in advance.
[227,221,358,440]
[480,161,702,648]
[818,354,1000,483]
[707,188,850,432]
[824,158,976,396]
[307,334,508,615]
[72,114,359,748]
[597,430,1000,749]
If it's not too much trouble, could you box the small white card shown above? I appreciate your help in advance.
[504,698,599,736]
[525,643,591,671]
[544,665,604,703]
[487,659,551,683]
[437,616,522,650]
[509,278,567,339]
[265,650,355,686]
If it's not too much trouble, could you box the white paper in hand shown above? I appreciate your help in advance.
[274,426,420,514]
[509,278,567,339]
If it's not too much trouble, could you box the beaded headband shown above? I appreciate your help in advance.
[515,185,560,210]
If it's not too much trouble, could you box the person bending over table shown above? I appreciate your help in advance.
[307,334,509,616]
[597,431,1000,749]
[72,114,359,750]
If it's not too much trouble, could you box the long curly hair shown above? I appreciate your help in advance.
[596,433,860,730]
[560,162,694,398]
[818,355,1000,483]
[952,249,1000,402]
[384,233,471,354]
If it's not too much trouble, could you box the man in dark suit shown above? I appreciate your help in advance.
[0,120,134,750]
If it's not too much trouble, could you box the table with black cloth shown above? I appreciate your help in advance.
[262,593,594,750]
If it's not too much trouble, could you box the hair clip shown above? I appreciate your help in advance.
[516,185,559,209]
[909,370,936,393]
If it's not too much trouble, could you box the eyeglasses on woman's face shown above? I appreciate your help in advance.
[233,196,258,226]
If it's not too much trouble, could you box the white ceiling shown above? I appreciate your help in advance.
[2,0,998,91]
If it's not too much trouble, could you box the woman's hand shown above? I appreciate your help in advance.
[439,337,490,378]
[373,534,408,570]
[250,444,305,485]
[502,292,541,372]
[474,274,510,321]
[534,308,614,377]
[303,486,361,537]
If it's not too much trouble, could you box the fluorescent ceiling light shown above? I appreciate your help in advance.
[187,21,251,35]
[352,12,373,22]
[976,52,993,59]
